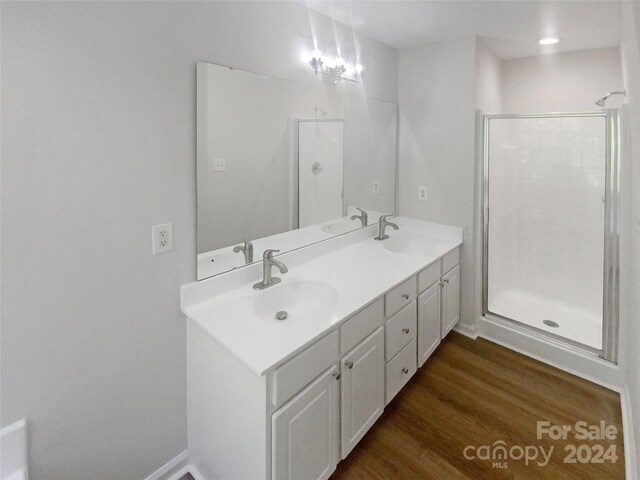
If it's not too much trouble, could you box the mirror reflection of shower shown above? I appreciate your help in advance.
[314,106,328,118]
[594,90,626,106]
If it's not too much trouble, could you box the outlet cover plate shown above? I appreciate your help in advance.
[418,186,428,201]
[152,223,173,254]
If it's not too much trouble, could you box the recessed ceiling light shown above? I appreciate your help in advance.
[538,37,560,45]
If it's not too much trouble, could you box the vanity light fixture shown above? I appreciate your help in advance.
[309,48,363,83]
[538,37,560,45]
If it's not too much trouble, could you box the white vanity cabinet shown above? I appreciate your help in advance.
[383,279,418,404]
[274,302,385,479]
[416,247,461,367]
[417,282,441,367]
[184,221,463,480]
[272,365,340,480]
[441,264,461,337]
[340,327,384,458]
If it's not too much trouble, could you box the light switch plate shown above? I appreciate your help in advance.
[418,186,428,201]
[372,181,381,194]
[152,223,173,254]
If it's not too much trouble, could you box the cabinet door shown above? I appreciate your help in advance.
[272,366,340,480]
[417,282,441,367]
[341,327,384,458]
[441,264,460,338]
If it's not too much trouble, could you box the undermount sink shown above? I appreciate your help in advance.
[382,235,436,256]
[252,280,339,321]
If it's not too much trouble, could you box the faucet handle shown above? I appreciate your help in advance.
[379,214,394,223]
[234,239,253,251]
[263,249,280,259]
[356,207,367,216]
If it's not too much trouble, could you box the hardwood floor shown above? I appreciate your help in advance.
[331,332,624,480]
[180,332,624,480]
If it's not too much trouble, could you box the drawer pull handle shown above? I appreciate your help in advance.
[345,361,354,369]
[402,293,410,300]
[402,328,410,334]
[333,371,341,381]
[402,367,409,374]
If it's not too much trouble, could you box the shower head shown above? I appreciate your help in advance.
[594,90,626,107]
[314,106,328,117]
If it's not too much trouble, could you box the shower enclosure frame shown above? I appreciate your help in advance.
[481,110,621,363]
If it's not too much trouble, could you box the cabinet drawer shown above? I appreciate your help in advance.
[385,338,417,404]
[384,276,417,317]
[340,298,384,354]
[272,330,339,409]
[418,260,441,293]
[385,301,417,361]
[442,247,460,274]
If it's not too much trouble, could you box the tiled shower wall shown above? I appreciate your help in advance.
[487,116,606,326]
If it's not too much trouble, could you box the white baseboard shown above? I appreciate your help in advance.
[621,387,638,480]
[188,466,206,480]
[453,321,478,339]
[1,419,28,480]
[144,450,189,480]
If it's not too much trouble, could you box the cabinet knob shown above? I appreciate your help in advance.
[443,278,450,284]
[402,327,410,334]
[402,367,409,374]
[333,371,341,381]
[345,361,354,369]
[439,281,445,288]
[402,293,410,300]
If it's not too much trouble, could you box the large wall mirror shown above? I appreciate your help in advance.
[196,61,397,280]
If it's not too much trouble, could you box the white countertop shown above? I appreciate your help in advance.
[181,217,462,376]
[197,206,390,279]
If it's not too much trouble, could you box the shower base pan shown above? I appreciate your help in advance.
[488,288,602,350]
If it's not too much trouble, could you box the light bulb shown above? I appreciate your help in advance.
[538,37,559,45]
[311,49,322,60]
[335,56,346,68]
[355,63,364,74]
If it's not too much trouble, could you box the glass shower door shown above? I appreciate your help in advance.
[484,113,608,350]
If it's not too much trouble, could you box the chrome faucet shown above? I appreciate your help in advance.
[374,215,399,241]
[253,249,288,290]
[233,240,254,264]
[350,207,368,227]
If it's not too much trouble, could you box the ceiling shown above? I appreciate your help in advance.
[302,0,622,59]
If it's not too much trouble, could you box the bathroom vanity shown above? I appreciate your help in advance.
[181,217,462,480]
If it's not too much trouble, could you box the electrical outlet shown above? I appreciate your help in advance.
[213,158,226,172]
[152,223,173,254]
[208,158,227,172]
[372,181,381,194]
[418,186,428,201]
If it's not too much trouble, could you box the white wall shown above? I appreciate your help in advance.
[0,2,398,479]
[502,47,623,113]
[620,0,640,473]
[475,40,503,114]
[398,36,477,330]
